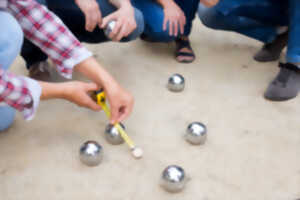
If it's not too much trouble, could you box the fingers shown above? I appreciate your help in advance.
[174,20,178,37]
[101,13,115,29]
[101,13,121,41]
[98,7,103,28]
[84,82,100,92]
[163,5,186,36]
[84,5,102,32]
[111,105,132,124]
[103,15,131,42]
[81,83,101,111]
[110,20,122,41]
[169,20,173,36]
[82,94,102,111]
[115,22,128,41]
[179,16,185,35]
[163,17,168,31]
[110,105,119,124]
[118,103,133,123]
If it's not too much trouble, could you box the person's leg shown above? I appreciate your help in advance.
[133,0,199,62]
[21,39,48,70]
[21,0,144,80]
[285,0,300,64]
[173,0,199,63]
[0,11,24,131]
[199,5,279,43]
[199,0,289,62]
[132,0,175,42]
[264,0,300,101]
[175,0,199,37]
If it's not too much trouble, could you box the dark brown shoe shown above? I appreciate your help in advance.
[29,61,51,81]
[254,31,288,62]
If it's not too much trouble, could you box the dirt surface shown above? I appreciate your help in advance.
[1,20,299,200]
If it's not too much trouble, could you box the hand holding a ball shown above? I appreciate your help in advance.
[101,1,136,41]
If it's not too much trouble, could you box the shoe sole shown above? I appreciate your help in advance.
[253,55,280,63]
[264,93,297,102]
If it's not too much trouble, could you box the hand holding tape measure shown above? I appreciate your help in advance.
[92,89,143,159]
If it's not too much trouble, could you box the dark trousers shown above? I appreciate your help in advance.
[21,0,144,68]
[132,0,199,42]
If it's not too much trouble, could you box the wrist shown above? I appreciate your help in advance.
[158,0,175,9]
[74,57,115,90]
[120,0,131,8]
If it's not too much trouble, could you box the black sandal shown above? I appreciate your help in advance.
[175,38,195,63]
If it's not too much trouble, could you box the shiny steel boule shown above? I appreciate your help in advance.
[79,141,103,167]
[167,74,185,92]
[104,123,125,145]
[161,165,187,193]
[185,122,207,145]
[104,20,116,39]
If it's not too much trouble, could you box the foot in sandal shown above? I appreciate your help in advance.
[175,36,195,63]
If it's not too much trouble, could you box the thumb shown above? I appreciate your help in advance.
[83,94,102,111]
[101,13,116,29]
[84,82,100,92]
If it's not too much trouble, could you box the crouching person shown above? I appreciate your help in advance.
[0,0,134,131]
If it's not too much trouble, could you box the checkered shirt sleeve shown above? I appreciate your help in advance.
[8,0,92,79]
[0,69,41,120]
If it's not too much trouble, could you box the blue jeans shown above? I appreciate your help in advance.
[0,11,24,131]
[199,0,300,63]
[21,0,144,68]
[132,0,199,42]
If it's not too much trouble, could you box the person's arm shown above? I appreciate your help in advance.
[8,0,134,123]
[39,81,102,111]
[8,0,92,79]
[0,69,101,121]
[74,57,134,123]
[156,0,186,37]
[0,69,39,120]
[101,0,137,41]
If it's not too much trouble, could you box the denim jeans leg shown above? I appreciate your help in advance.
[0,11,23,131]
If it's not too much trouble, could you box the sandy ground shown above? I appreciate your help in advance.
[0,20,300,200]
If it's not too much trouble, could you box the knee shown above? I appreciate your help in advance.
[0,106,16,132]
[198,6,223,30]
[0,13,24,56]
[134,8,145,37]
[122,8,145,41]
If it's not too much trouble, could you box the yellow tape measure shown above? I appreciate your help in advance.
[93,90,135,149]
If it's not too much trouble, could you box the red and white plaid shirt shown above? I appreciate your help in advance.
[0,0,92,120]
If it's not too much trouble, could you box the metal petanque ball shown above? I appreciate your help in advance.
[104,123,125,145]
[104,20,116,39]
[167,74,185,92]
[161,165,187,193]
[79,141,103,167]
[185,122,207,145]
